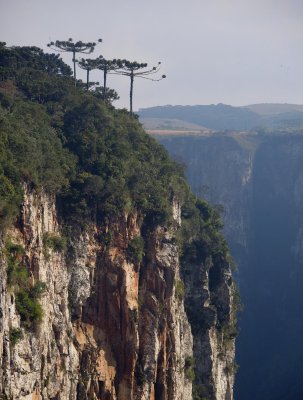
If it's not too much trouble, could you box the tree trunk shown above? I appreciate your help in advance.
[103,68,107,102]
[73,50,76,87]
[87,69,89,91]
[130,72,134,114]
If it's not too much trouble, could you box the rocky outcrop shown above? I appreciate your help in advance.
[0,186,236,399]
[182,234,236,400]
[0,188,79,399]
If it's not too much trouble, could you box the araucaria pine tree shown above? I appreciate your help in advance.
[78,58,100,90]
[113,61,166,114]
[96,57,124,102]
[47,38,102,86]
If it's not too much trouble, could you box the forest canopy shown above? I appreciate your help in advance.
[0,44,182,227]
[0,43,228,268]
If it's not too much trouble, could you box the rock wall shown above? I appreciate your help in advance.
[0,186,236,399]
[155,134,258,271]
[156,131,303,400]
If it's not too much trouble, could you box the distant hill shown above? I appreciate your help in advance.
[138,103,303,132]
[138,104,260,131]
[140,117,206,131]
[244,103,303,115]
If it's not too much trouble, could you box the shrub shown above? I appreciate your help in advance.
[5,240,27,287]
[0,175,23,230]
[15,288,44,329]
[221,323,238,341]
[13,281,46,330]
[43,232,67,254]
[9,327,23,346]
[4,240,46,329]
[4,240,25,257]
[127,236,144,264]
[175,279,185,301]
[184,356,195,381]
[31,281,47,298]
[232,284,243,313]
[7,261,28,287]
[193,384,210,400]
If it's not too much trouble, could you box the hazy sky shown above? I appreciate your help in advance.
[1,0,303,110]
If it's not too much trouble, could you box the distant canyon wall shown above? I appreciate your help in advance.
[156,131,303,400]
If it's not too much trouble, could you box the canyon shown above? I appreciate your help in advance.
[155,130,303,400]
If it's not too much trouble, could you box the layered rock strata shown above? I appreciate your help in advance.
[0,186,235,400]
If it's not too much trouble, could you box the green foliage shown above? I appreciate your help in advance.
[47,38,102,87]
[4,239,46,330]
[4,240,27,286]
[59,97,186,225]
[92,86,120,104]
[0,174,22,230]
[5,239,25,257]
[0,45,72,78]
[0,47,238,394]
[221,323,238,341]
[193,384,210,400]
[178,193,234,335]
[7,260,28,287]
[179,194,228,266]
[127,236,144,263]
[0,86,75,228]
[31,281,47,298]
[9,327,23,346]
[14,281,46,329]
[15,287,44,329]
[43,232,67,253]
[175,279,185,301]
[0,45,185,230]
[184,356,195,382]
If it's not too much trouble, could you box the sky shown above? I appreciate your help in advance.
[1,0,303,111]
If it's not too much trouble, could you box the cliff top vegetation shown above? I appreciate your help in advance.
[0,43,229,268]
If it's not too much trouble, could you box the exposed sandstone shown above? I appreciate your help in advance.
[0,186,236,399]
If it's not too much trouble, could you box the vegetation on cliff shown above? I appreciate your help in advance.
[0,41,233,296]
[0,44,237,397]
[0,43,227,245]
[4,239,46,330]
[0,44,175,228]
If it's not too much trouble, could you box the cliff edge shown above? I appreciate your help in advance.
[0,44,236,400]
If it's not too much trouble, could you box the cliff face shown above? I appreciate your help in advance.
[156,135,256,267]
[156,131,303,400]
[0,186,235,400]
[0,44,237,400]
